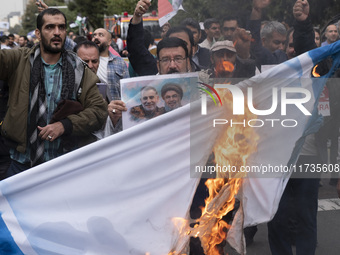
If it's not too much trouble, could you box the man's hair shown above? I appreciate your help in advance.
[161,83,183,99]
[181,18,200,32]
[326,23,337,32]
[74,40,99,54]
[157,37,189,59]
[140,86,158,95]
[260,21,286,40]
[222,16,239,25]
[203,18,220,30]
[165,26,194,50]
[37,8,67,31]
[19,35,28,41]
[73,35,87,45]
[8,34,14,39]
[0,35,9,43]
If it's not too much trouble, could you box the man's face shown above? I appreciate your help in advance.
[141,89,159,112]
[35,14,67,54]
[285,32,296,59]
[222,20,238,41]
[18,37,26,47]
[262,31,286,53]
[8,36,15,47]
[92,28,111,53]
[169,31,192,57]
[157,47,190,74]
[163,90,181,110]
[205,23,221,41]
[186,25,200,46]
[212,49,236,78]
[77,46,100,73]
[325,25,338,44]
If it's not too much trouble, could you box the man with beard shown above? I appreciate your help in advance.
[7,34,18,49]
[92,28,129,134]
[92,28,129,101]
[18,35,29,48]
[35,0,128,135]
[161,83,183,112]
[75,40,100,74]
[0,8,107,176]
[130,86,165,121]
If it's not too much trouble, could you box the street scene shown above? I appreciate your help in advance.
[1,0,340,254]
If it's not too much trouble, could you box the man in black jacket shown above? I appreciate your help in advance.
[267,1,338,254]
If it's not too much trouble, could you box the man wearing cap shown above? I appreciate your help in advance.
[210,40,256,79]
[161,83,183,112]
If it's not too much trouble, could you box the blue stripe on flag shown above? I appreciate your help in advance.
[287,41,340,167]
[0,213,24,255]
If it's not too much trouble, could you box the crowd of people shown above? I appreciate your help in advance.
[1,0,340,254]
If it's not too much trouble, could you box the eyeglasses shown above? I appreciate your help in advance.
[159,56,187,65]
[223,27,236,32]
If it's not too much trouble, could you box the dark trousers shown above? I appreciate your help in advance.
[6,160,30,178]
[267,155,320,255]
[0,137,10,180]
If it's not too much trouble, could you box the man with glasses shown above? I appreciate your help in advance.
[130,86,165,121]
[156,37,191,74]
[127,0,195,75]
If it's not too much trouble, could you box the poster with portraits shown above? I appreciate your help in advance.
[121,73,199,130]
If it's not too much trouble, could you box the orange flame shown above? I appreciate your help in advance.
[312,65,320,77]
[169,87,259,255]
[215,60,234,78]
[195,88,259,254]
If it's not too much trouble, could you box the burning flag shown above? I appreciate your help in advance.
[1,40,340,254]
[0,98,225,255]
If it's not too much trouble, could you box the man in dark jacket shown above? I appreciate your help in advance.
[181,18,212,70]
[267,1,337,254]
[0,80,10,179]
